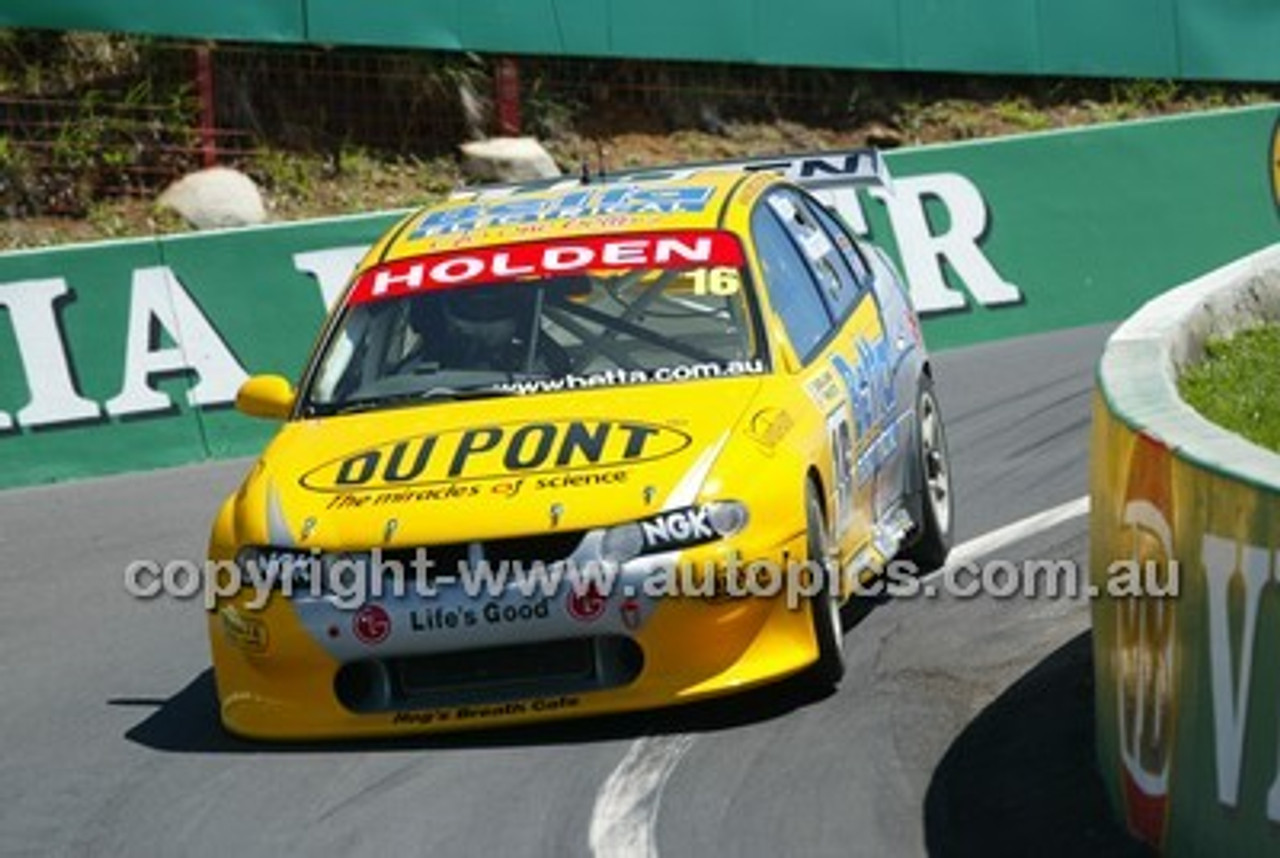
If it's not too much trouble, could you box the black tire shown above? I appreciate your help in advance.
[805,482,845,688]
[903,376,954,570]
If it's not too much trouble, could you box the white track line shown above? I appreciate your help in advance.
[589,735,696,858]
[929,495,1089,574]
[587,494,1090,858]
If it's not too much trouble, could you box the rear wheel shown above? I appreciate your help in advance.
[805,483,845,688]
[904,377,953,570]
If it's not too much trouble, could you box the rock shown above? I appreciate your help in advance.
[863,123,905,149]
[157,167,267,230]
[459,137,561,183]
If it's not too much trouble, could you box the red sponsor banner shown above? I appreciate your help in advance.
[348,230,744,304]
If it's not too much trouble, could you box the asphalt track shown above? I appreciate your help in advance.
[0,322,1150,858]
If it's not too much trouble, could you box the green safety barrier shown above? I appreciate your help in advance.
[3,0,1279,80]
[0,0,306,43]
[1091,245,1280,854]
[0,214,398,487]
[1,104,1278,489]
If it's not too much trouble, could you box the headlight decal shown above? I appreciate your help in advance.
[601,501,749,560]
[640,506,718,551]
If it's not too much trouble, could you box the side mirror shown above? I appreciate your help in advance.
[235,375,295,420]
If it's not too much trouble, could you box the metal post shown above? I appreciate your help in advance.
[195,44,218,167]
[495,56,521,136]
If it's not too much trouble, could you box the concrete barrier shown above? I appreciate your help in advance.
[1091,243,1280,854]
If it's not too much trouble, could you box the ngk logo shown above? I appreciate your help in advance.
[641,507,715,549]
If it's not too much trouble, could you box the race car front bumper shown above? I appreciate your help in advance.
[208,529,819,739]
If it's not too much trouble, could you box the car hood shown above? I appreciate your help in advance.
[236,377,764,548]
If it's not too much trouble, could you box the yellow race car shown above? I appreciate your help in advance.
[209,150,953,739]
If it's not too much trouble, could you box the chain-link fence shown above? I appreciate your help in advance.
[3,30,1274,217]
[0,32,902,215]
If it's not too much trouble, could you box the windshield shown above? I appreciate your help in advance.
[301,230,767,416]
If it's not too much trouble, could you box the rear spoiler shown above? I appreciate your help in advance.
[448,147,891,203]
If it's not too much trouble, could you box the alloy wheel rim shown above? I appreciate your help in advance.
[921,395,951,536]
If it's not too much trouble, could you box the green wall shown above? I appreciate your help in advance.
[2,1,1280,81]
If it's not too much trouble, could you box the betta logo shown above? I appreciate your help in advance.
[1114,433,1178,849]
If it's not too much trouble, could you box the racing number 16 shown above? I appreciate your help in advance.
[691,267,740,296]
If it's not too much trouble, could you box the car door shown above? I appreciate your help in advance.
[764,187,917,551]
[749,190,874,561]
[795,193,917,529]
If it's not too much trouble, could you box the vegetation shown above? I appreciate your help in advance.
[0,31,198,222]
[1180,325,1280,454]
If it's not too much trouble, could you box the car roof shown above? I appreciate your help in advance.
[377,169,765,264]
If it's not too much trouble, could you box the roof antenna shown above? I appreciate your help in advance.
[580,157,592,185]
[596,139,608,182]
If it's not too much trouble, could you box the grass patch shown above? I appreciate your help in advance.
[1179,325,1280,454]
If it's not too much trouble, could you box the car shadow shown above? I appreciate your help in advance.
[117,667,836,754]
[922,631,1153,858]
[116,600,887,754]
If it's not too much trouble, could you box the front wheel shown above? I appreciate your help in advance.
[903,377,953,570]
[805,483,845,688]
